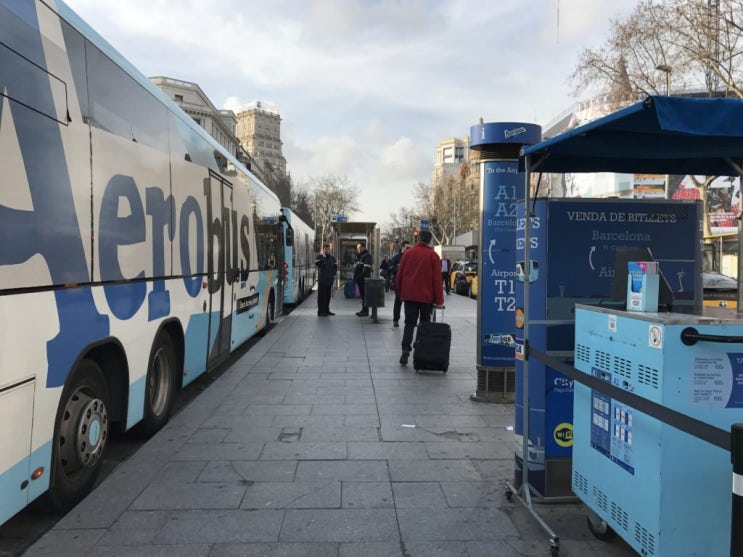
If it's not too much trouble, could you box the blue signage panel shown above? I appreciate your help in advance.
[470,122,542,149]
[479,160,521,366]
[513,198,703,496]
[419,219,430,231]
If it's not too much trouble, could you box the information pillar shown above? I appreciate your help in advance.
[469,122,541,402]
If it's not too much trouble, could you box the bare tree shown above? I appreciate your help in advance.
[385,206,421,245]
[571,0,743,100]
[570,0,743,221]
[306,175,360,245]
[664,0,743,97]
[420,164,480,246]
[261,161,292,207]
[289,186,315,228]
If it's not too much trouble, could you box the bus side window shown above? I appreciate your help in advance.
[86,42,168,151]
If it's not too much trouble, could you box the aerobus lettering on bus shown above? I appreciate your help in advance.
[97,174,259,319]
[0,0,317,527]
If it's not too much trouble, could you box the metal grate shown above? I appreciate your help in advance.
[476,368,515,394]
[613,355,632,379]
[573,471,588,495]
[637,364,660,389]
[634,523,656,555]
[575,343,591,364]
[592,485,608,513]
[610,501,629,532]
[595,350,611,371]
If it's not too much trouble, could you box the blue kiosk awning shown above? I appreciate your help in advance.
[521,95,743,176]
[519,94,743,306]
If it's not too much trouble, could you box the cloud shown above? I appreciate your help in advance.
[65,0,643,227]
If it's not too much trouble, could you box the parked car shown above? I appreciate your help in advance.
[468,275,478,299]
[451,261,477,295]
[703,271,737,309]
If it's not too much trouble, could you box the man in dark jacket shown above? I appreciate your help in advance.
[353,242,373,316]
[441,252,452,295]
[388,241,409,327]
[315,243,337,316]
[396,231,444,365]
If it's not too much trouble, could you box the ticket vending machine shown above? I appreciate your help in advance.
[573,305,743,556]
[514,198,702,497]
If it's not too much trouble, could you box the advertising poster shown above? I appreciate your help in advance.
[668,174,739,235]
[706,176,740,235]
[479,160,520,366]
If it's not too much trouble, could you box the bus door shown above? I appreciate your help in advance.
[205,171,233,368]
[277,221,288,314]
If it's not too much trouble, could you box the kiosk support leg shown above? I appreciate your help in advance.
[731,423,743,557]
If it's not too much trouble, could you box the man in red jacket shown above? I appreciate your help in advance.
[395,230,444,365]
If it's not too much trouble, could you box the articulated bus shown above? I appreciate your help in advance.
[280,208,316,306]
[0,0,288,524]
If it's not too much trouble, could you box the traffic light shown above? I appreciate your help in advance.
[413,230,419,239]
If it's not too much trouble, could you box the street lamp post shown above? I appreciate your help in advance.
[656,64,672,95]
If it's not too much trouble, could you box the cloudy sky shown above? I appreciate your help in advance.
[63,0,640,227]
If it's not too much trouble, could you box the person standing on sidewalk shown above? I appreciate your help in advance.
[395,230,444,365]
[315,243,337,316]
[380,256,391,292]
[389,240,409,327]
[441,252,452,295]
[353,242,373,316]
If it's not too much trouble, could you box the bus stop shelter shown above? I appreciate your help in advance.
[330,221,380,285]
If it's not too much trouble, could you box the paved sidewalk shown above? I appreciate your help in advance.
[25,289,635,556]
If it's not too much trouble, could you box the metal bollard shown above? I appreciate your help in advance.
[731,423,743,557]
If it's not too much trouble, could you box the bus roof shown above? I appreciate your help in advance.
[54,0,280,205]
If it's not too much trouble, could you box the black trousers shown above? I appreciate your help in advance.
[356,279,367,309]
[393,292,402,322]
[401,301,433,352]
[317,283,332,314]
[442,272,450,293]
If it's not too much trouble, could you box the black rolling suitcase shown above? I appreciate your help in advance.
[413,308,450,373]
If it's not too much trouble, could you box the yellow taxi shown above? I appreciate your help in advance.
[451,261,477,295]
[468,275,478,299]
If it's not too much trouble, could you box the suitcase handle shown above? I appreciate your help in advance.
[432,306,445,322]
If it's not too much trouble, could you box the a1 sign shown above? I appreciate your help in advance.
[419,219,430,231]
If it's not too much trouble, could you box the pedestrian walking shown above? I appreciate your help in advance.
[395,230,444,365]
[441,252,452,295]
[353,242,373,316]
[315,243,337,316]
[388,241,409,327]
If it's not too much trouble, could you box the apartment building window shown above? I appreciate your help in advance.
[442,146,453,164]
[455,146,464,162]
[174,94,183,102]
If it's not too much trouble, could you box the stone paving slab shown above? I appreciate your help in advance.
[24,290,636,557]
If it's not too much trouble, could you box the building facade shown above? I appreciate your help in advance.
[235,102,287,180]
[432,136,472,185]
[150,76,238,157]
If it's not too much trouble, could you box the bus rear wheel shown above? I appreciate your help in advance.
[259,293,275,336]
[49,359,109,511]
[137,333,177,437]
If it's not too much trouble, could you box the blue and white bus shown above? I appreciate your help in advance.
[280,208,316,306]
[0,0,286,524]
